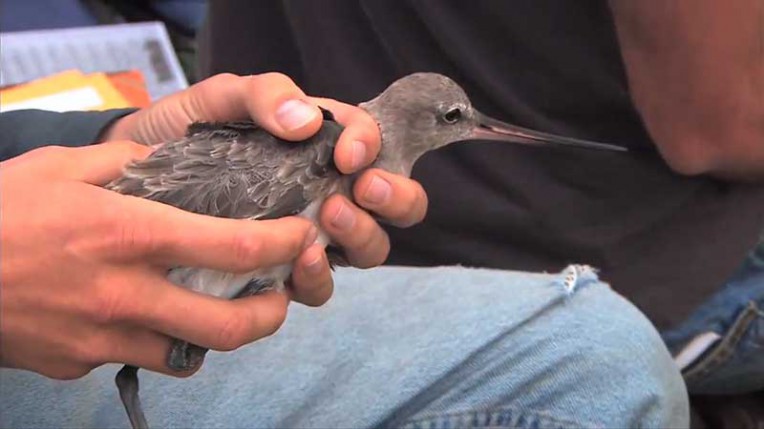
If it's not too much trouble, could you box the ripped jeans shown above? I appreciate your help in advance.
[1,265,689,428]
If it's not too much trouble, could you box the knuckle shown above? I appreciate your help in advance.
[231,229,264,271]
[320,194,345,223]
[109,218,158,259]
[90,287,128,325]
[207,72,240,88]
[334,216,366,250]
[353,173,379,205]
[254,71,294,87]
[25,145,70,165]
[104,211,148,257]
[214,314,249,351]
[33,145,68,158]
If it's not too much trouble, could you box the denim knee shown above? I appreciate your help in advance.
[386,266,691,429]
[547,270,691,428]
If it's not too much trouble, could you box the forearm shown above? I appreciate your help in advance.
[609,0,764,181]
[0,109,136,161]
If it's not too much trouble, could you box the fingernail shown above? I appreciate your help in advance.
[349,140,367,171]
[275,99,318,131]
[304,225,319,249]
[330,202,356,231]
[304,248,324,275]
[363,175,392,205]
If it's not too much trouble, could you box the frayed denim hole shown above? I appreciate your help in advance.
[555,264,602,296]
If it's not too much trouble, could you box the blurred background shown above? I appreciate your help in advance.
[0,0,207,112]
[1,0,207,80]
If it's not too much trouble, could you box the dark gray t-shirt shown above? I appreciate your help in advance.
[199,0,764,328]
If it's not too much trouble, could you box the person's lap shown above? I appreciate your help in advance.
[1,265,688,428]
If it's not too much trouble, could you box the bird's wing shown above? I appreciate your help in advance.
[106,117,344,221]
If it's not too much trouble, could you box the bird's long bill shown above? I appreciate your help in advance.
[471,111,627,152]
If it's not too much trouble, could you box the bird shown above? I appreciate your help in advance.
[105,72,626,429]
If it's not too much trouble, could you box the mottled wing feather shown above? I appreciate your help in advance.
[106,118,344,222]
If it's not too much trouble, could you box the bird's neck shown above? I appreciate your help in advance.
[372,140,430,178]
[360,98,427,178]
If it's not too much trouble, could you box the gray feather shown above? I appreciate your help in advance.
[107,119,344,222]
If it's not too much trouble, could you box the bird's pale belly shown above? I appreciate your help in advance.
[166,198,332,299]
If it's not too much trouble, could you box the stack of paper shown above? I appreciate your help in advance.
[0,22,188,101]
[0,69,151,113]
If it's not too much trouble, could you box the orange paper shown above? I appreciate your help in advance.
[0,69,134,112]
[107,70,152,108]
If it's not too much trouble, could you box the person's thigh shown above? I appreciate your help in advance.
[1,265,688,428]
[663,238,764,394]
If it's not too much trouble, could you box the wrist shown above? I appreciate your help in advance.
[97,110,139,143]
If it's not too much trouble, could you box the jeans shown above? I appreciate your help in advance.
[662,238,764,395]
[1,265,688,428]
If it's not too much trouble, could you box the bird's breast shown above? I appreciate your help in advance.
[165,181,348,299]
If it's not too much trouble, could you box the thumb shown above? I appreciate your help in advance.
[185,73,324,141]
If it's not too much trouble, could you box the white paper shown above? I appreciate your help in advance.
[0,87,104,113]
[0,22,188,101]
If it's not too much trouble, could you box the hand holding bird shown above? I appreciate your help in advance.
[0,72,427,428]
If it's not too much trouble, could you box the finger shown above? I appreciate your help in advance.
[8,142,153,185]
[353,169,428,228]
[104,197,317,272]
[123,273,290,352]
[186,73,323,141]
[310,97,382,174]
[319,194,391,268]
[75,141,155,185]
[289,244,334,307]
[103,327,200,377]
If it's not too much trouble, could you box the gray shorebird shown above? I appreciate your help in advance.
[106,72,625,429]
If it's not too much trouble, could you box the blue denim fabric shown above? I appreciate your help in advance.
[0,265,688,428]
[662,238,764,395]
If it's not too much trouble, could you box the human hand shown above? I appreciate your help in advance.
[0,142,325,379]
[104,73,429,271]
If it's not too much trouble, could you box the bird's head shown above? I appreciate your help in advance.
[359,73,476,166]
[359,72,625,175]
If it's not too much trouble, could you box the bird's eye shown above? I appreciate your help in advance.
[443,107,462,124]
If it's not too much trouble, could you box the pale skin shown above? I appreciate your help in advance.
[0,72,428,380]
